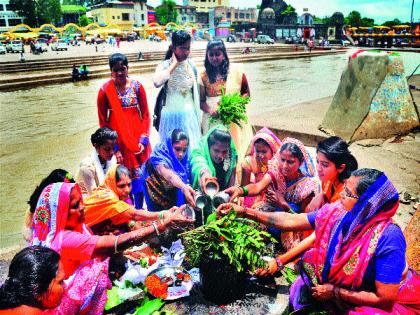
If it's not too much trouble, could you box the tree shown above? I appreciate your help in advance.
[360,17,374,27]
[78,14,93,26]
[9,0,62,26]
[382,18,402,27]
[155,0,177,25]
[346,10,361,26]
[280,4,296,15]
[9,0,37,26]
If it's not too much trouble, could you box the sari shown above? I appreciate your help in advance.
[84,164,133,233]
[242,127,282,207]
[295,173,420,314]
[97,79,151,208]
[190,125,237,221]
[200,63,253,172]
[265,137,319,250]
[140,130,191,212]
[31,183,110,315]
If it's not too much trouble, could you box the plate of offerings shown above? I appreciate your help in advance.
[124,244,158,264]
[145,266,193,300]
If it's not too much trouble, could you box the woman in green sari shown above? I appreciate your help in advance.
[190,125,237,222]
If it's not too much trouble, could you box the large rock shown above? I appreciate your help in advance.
[321,51,420,141]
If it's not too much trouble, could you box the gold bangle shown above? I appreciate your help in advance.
[152,222,160,236]
[114,235,120,254]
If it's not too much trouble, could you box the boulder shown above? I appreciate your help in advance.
[321,51,420,142]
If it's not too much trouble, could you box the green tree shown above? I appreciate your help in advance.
[78,14,93,26]
[346,10,362,26]
[9,0,62,26]
[9,0,37,26]
[360,17,374,27]
[382,18,402,27]
[155,0,177,25]
[281,4,296,15]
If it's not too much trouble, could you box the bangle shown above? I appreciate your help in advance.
[242,186,249,197]
[128,220,136,228]
[333,286,340,300]
[158,210,166,220]
[114,235,120,254]
[275,256,284,271]
[152,222,160,235]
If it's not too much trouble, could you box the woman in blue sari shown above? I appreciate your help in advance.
[141,129,196,211]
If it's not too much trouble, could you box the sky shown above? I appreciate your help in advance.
[147,0,419,24]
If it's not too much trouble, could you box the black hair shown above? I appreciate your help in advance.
[317,136,358,182]
[164,30,191,60]
[28,169,75,213]
[351,168,383,197]
[0,246,60,310]
[90,127,118,146]
[254,138,271,149]
[171,129,189,145]
[109,53,128,69]
[115,165,131,182]
[204,40,230,83]
[280,142,304,163]
[208,129,231,147]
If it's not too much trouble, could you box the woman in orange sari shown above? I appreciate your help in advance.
[84,165,180,235]
[97,53,151,209]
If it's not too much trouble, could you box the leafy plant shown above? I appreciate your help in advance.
[210,91,250,128]
[181,210,276,272]
[281,266,298,285]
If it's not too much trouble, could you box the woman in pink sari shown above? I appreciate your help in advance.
[31,182,192,314]
[218,168,419,314]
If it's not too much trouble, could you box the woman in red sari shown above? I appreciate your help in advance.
[97,53,151,209]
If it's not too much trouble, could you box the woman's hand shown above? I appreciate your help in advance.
[255,257,278,277]
[266,190,289,209]
[225,186,243,202]
[199,170,212,192]
[311,284,334,301]
[216,203,246,217]
[115,151,124,164]
[182,184,196,207]
[306,193,326,212]
[167,205,195,225]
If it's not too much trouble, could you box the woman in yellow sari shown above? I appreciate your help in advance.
[199,40,253,170]
[83,164,185,234]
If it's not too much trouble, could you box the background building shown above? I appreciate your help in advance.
[133,0,148,27]
[175,5,196,25]
[0,0,24,32]
[90,1,134,31]
[186,0,229,13]
[214,6,257,24]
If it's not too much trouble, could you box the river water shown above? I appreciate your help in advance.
[0,50,418,251]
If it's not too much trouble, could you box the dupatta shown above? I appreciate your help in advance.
[142,130,191,207]
[32,182,76,249]
[267,137,317,201]
[84,164,132,227]
[303,173,399,289]
[190,125,237,189]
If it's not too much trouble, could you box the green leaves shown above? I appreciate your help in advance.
[211,92,250,128]
[181,210,276,273]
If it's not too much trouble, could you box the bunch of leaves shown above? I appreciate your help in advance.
[180,210,276,272]
[210,91,250,128]
[281,266,298,285]
[105,280,164,315]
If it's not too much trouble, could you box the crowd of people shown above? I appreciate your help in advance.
[1,30,418,314]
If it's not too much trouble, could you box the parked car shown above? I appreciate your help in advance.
[256,35,274,44]
[51,39,68,51]
[36,38,49,52]
[6,40,23,53]
[0,43,6,54]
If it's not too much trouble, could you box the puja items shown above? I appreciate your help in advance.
[145,267,193,300]
[181,210,276,304]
